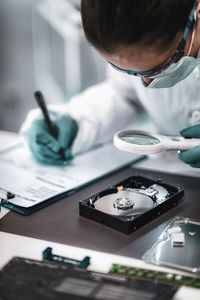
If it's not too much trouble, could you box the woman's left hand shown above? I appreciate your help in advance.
[178,124,200,168]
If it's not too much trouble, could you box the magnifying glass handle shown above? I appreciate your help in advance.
[168,137,200,151]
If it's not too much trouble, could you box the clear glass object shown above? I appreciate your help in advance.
[143,217,200,274]
[121,133,160,146]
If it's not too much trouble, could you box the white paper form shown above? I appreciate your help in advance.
[0,143,143,208]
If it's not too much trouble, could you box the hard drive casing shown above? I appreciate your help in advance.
[79,175,184,234]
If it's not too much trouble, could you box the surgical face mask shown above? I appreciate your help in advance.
[144,14,200,89]
[143,55,200,89]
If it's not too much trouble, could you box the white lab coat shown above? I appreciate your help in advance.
[21,62,200,155]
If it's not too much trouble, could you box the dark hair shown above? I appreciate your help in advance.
[81,0,195,53]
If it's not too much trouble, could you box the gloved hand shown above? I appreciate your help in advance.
[26,114,78,165]
[178,124,200,168]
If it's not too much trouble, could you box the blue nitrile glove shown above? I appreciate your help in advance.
[178,124,200,168]
[26,114,78,165]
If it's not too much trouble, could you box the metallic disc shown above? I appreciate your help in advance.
[94,190,153,216]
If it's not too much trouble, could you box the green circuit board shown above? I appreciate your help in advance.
[109,264,200,289]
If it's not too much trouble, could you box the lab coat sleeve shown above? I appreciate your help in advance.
[20,66,141,155]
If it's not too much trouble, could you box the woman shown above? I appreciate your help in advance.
[21,0,200,167]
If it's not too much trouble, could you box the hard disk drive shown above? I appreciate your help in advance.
[79,175,184,234]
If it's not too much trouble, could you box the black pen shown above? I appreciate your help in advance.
[34,90,66,162]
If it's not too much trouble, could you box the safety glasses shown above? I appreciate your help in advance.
[109,0,198,79]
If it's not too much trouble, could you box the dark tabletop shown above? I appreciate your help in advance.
[0,167,199,259]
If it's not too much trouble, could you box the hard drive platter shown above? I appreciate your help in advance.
[94,190,153,217]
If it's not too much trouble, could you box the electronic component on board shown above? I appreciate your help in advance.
[42,247,90,269]
[109,263,200,289]
[79,175,184,234]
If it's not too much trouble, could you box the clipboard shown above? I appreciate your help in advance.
[0,143,145,215]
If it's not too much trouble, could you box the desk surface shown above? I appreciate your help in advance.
[1,164,200,258]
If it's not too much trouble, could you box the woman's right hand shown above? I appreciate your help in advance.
[24,113,78,165]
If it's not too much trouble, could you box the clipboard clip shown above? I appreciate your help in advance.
[0,192,15,212]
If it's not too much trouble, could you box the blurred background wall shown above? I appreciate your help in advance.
[0,0,34,131]
[0,0,106,132]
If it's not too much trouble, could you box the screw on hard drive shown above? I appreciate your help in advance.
[156,178,163,183]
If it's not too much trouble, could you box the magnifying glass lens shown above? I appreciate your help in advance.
[120,133,160,146]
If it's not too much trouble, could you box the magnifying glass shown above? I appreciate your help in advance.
[113,130,200,155]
